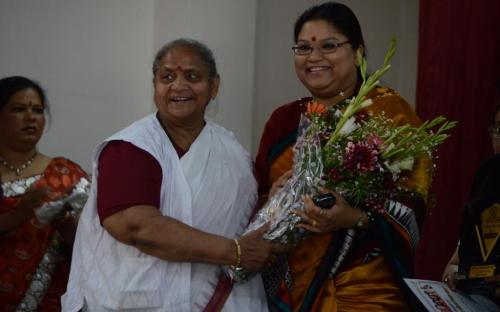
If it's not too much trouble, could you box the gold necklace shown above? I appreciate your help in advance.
[0,152,38,176]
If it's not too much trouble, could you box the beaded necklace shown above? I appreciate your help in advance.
[0,152,38,176]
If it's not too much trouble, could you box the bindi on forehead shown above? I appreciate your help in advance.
[311,36,316,42]
[176,66,185,73]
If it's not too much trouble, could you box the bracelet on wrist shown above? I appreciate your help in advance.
[231,238,241,268]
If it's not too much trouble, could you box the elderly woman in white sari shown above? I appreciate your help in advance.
[62,39,285,312]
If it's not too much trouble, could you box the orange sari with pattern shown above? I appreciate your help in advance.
[255,88,432,311]
[0,158,88,312]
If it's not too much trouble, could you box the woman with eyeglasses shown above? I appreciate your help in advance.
[255,2,432,311]
[441,103,500,309]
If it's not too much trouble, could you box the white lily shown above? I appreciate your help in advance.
[385,157,415,174]
[360,98,373,109]
[338,117,358,136]
[326,38,396,146]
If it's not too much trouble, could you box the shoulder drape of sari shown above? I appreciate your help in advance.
[255,88,432,311]
[0,157,88,312]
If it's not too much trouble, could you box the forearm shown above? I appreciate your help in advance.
[134,216,235,264]
[104,206,237,266]
[447,244,460,266]
[442,244,460,287]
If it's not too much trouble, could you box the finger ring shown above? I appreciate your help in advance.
[312,220,317,227]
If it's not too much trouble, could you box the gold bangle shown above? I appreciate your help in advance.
[233,238,241,267]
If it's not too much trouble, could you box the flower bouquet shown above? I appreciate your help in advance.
[229,38,456,283]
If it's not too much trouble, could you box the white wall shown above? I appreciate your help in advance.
[153,0,257,154]
[0,0,155,170]
[252,0,419,153]
[0,0,418,169]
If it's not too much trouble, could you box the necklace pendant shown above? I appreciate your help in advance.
[15,168,21,176]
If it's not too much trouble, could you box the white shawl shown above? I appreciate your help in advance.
[62,114,267,311]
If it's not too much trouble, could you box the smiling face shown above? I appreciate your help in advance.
[153,45,219,127]
[0,88,45,150]
[294,19,360,102]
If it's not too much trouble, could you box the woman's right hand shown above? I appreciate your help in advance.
[0,187,45,234]
[12,188,45,224]
[442,263,459,290]
[441,245,460,290]
[236,223,291,272]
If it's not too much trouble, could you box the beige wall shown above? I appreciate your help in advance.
[0,0,418,169]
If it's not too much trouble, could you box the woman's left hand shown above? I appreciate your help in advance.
[442,264,459,290]
[294,190,365,233]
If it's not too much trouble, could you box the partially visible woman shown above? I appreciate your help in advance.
[0,76,89,311]
[256,3,432,311]
[442,103,500,306]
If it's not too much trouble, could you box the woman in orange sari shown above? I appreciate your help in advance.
[0,76,89,311]
[255,3,431,311]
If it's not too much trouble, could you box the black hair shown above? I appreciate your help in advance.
[152,38,219,83]
[294,2,366,55]
[0,76,49,116]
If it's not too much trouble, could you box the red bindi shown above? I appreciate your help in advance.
[311,36,316,42]
[176,66,185,73]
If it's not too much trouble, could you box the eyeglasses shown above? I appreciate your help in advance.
[292,41,350,56]
[489,123,500,138]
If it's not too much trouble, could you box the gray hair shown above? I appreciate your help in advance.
[152,38,219,82]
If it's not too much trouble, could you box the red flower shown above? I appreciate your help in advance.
[366,133,384,147]
[328,168,343,181]
[343,141,379,173]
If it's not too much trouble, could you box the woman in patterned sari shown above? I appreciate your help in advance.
[0,76,89,311]
[256,3,432,311]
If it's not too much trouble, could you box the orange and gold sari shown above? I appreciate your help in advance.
[0,158,88,312]
[255,88,432,311]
